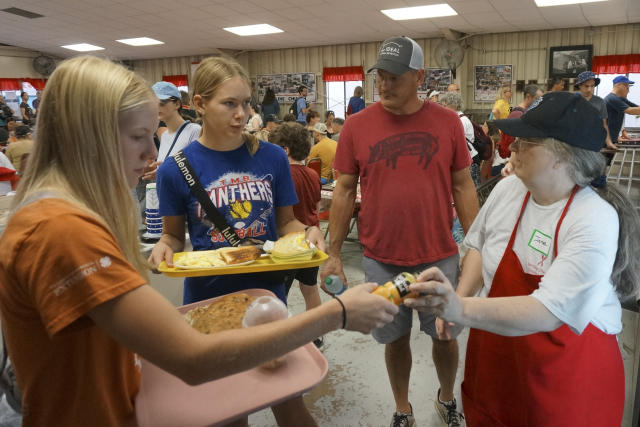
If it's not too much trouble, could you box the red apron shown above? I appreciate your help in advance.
[462,188,624,426]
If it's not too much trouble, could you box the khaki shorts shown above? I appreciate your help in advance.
[364,254,463,343]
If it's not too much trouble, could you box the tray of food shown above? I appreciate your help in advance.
[158,232,328,277]
[135,289,328,427]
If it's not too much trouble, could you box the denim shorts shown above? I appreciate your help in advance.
[364,254,462,343]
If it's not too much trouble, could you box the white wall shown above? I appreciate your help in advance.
[134,24,639,113]
[0,47,49,78]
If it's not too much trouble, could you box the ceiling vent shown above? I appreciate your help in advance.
[1,7,44,19]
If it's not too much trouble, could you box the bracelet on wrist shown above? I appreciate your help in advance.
[332,295,347,329]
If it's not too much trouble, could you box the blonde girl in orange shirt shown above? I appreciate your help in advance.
[0,56,397,427]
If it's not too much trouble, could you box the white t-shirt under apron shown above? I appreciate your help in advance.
[464,175,621,335]
[156,122,201,162]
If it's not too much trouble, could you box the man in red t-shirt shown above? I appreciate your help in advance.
[321,36,479,427]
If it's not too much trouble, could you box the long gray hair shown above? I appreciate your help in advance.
[544,137,640,303]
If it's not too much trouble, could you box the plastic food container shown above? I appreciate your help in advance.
[243,296,289,369]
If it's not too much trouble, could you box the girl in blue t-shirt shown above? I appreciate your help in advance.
[149,57,326,305]
[149,56,328,426]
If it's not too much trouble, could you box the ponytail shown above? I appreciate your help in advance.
[545,138,640,303]
[591,183,640,304]
[242,132,259,156]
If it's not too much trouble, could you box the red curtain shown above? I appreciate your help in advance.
[592,54,640,74]
[162,74,188,87]
[322,66,364,82]
[22,78,47,90]
[0,78,21,91]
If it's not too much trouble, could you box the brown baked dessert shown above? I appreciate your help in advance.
[219,246,262,265]
[185,293,256,334]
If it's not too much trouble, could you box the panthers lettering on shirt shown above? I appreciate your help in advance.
[200,172,276,243]
[157,140,298,251]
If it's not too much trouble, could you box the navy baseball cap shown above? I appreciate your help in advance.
[494,92,605,152]
[265,114,280,123]
[574,71,600,89]
[152,81,181,100]
[368,36,424,75]
[613,75,634,85]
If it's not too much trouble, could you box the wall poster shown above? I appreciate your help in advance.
[549,45,593,78]
[256,73,317,104]
[474,64,513,102]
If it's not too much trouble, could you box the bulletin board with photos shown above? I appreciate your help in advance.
[371,68,452,101]
[474,64,513,102]
[256,73,317,104]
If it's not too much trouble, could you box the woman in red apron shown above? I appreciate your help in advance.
[406,92,639,426]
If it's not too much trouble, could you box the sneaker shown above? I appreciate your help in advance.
[434,389,465,427]
[389,405,416,427]
[313,337,324,348]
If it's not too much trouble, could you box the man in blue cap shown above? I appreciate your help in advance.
[604,75,640,144]
[574,71,615,149]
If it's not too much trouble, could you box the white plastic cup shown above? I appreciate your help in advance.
[242,296,289,369]
[242,296,288,327]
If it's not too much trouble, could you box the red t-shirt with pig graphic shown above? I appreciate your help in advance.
[333,100,471,266]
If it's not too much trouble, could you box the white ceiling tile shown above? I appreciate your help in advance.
[0,0,634,59]
[451,0,496,14]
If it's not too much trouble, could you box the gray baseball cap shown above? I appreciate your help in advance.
[367,36,424,75]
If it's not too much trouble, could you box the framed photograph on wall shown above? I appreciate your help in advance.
[423,68,452,93]
[549,45,593,78]
[256,73,317,104]
[474,64,512,102]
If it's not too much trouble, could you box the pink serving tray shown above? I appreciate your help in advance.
[135,289,329,427]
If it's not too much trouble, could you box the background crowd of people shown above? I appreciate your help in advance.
[0,31,639,427]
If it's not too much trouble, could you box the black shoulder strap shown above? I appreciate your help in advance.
[163,121,191,161]
[172,150,242,247]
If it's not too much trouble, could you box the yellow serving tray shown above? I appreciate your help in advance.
[158,250,328,278]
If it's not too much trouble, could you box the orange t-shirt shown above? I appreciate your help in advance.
[0,199,146,427]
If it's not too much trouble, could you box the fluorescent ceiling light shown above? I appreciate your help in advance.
[535,0,607,6]
[381,4,457,21]
[61,43,104,52]
[223,24,283,36]
[116,37,164,46]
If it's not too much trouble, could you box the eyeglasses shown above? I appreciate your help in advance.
[510,138,545,152]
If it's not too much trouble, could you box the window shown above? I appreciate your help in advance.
[325,81,363,120]
[595,74,615,99]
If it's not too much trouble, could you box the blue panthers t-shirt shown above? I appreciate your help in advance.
[157,139,298,303]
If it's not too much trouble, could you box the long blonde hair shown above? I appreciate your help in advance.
[14,56,152,278]
[191,56,258,155]
[543,137,640,303]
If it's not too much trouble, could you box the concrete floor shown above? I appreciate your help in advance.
[145,225,469,427]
